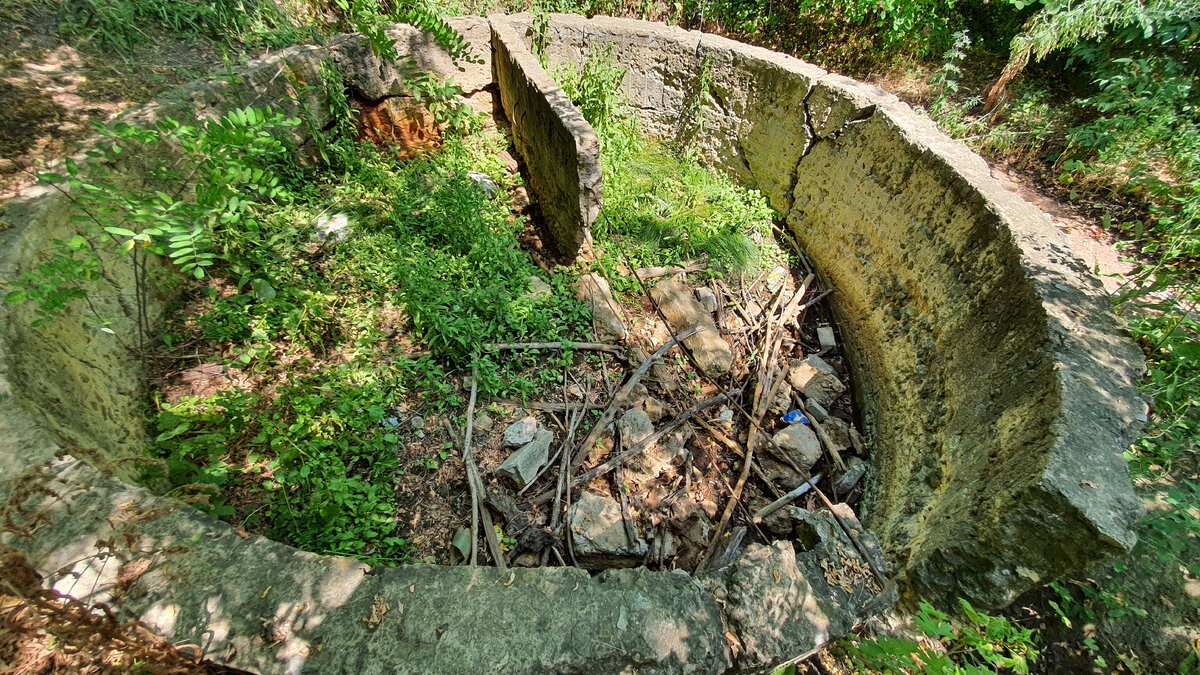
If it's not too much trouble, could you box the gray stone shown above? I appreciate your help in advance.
[526,275,553,300]
[468,171,499,198]
[491,19,599,258]
[805,398,830,423]
[768,381,793,416]
[570,491,648,569]
[793,504,887,573]
[824,416,856,455]
[650,279,733,377]
[695,286,718,312]
[788,355,846,408]
[331,17,493,100]
[473,411,494,432]
[769,423,823,471]
[313,212,352,243]
[497,428,553,489]
[759,455,807,491]
[644,396,665,423]
[755,503,807,538]
[817,325,837,349]
[717,407,734,424]
[574,272,626,341]
[626,344,673,391]
[503,415,539,447]
[409,415,425,431]
[697,540,895,670]
[834,456,868,494]
[618,407,654,447]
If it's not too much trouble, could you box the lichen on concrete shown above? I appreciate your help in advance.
[0,18,906,673]
[0,13,1150,673]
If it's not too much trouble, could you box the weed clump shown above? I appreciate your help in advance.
[144,120,589,562]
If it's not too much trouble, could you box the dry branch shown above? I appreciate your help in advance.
[529,391,736,506]
[569,326,697,470]
[751,474,821,523]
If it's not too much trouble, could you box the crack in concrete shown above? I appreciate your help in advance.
[781,81,819,214]
[782,78,878,215]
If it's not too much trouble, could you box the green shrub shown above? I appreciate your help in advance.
[836,599,1039,674]
[556,44,778,276]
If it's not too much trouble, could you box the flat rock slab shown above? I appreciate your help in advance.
[574,272,627,341]
[497,428,553,489]
[2,449,896,675]
[503,415,540,447]
[650,280,733,377]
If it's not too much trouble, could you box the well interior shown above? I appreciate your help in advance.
[0,13,1147,674]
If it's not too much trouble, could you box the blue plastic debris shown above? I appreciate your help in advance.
[383,416,400,428]
[781,410,809,424]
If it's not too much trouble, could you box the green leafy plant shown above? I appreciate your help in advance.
[556,44,778,277]
[837,599,1039,674]
[4,106,301,348]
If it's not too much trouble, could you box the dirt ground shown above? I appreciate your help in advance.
[0,2,221,200]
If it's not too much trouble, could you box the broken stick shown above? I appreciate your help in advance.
[529,391,736,506]
[751,474,821,523]
[568,326,697,470]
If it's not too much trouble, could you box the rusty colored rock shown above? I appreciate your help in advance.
[354,96,441,159]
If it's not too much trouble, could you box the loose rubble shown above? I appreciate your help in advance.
[502,416,539,447]
[788,354,846,408]
[571,491,648,569]
[414,233,881,626]
[496,428,553,489]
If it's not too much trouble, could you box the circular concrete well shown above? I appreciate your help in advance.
[0,14,1145,674]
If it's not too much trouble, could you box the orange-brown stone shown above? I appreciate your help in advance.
[354,96,441,159]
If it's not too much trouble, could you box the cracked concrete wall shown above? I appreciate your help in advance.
[500,13,1146,608]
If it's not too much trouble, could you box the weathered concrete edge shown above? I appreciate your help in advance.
[501,13,1146,603]
[488,15,601,258]
[730,24,1147,581]
[705,17,1147,591]
[1,451,899,673]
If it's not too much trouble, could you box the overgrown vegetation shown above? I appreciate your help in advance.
[833,599,1039,674]
[141,119,596,561]
[2,0,1197,669]
[554,46,780,281]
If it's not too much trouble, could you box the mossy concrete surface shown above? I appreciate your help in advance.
[499,13,1146,608]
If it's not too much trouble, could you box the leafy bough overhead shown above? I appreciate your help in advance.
[5,106,300,344]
